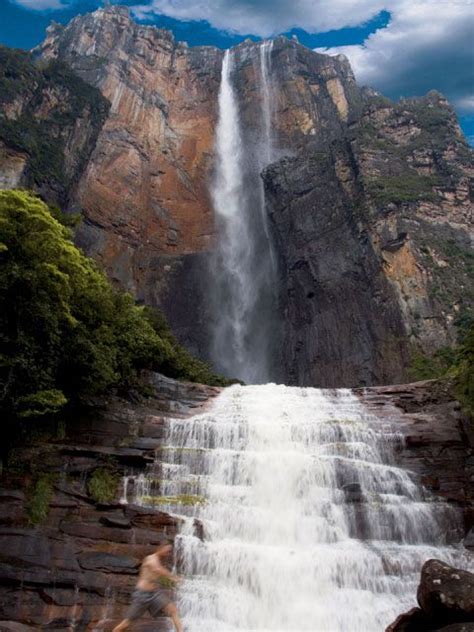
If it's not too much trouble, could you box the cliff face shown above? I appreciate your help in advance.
[0,6,472,385]
[265,91,473,386]
[0,46,109,206]
[34,7,223,334]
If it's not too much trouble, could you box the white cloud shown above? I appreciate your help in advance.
[131,0,386,36]
[13,0,65,8]
[318,0,474,112]
[456,96,474,113]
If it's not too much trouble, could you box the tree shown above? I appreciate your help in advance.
[0,190,226,449]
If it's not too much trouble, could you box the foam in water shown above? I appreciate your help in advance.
[130,384,471,632]
[208,46,279,384]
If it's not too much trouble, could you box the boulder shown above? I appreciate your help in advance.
[417,559,474,623]
[385,607,432,631]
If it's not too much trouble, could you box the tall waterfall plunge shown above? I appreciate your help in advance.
[209,45,279,384]
[126,384,472,631]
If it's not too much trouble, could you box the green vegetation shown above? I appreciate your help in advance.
[142,308,231,386]
[407,319,474,418]
[26,474,54,525]
[0,190,228,453]
[402,99,452,133]
[365,174,440,206]
[438,239,474,277]
[454,324,474,417]
[0,46,109,196]
[407,347,457,381]
[87,468,120,504]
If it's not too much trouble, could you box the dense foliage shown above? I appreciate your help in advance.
[408,315,474,417]
[0,191,228,445]
[453,323,474,417]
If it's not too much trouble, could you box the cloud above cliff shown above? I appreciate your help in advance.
[318,0,474,113]
[12,0,65,7]
[131,0,387,35]
[132,0,474,111]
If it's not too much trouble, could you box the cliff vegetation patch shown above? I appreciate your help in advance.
[0,46,109,201]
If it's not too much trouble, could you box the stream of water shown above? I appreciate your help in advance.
[208,45,279,384]
[128,384,471,631]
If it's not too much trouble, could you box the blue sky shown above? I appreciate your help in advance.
[1,0,473,144]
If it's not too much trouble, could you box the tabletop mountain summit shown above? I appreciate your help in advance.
[0,4,472,387]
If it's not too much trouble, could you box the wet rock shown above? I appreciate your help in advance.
[417,559,474,623]
[0,622,37,631]
[464,528,474,550]
[342,482,364,502]
[100,514,131,529]
[0,372,212,629]
[385,606,432,631]
[78,552,138,574]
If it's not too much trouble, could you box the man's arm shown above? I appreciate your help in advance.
[154,558,183,583]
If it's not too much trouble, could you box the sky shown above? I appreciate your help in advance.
[1,0,473,144]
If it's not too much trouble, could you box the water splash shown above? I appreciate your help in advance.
[208,46,279,384]
[151,384,471,632]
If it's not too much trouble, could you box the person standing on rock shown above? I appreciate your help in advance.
[113,543,184,632]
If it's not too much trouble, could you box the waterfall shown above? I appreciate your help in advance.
[260,41,274,165]
[208,46,279,384]
[136,384,472,631]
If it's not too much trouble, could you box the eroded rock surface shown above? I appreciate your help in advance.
[0,46,109,206]
[0,373,220,631]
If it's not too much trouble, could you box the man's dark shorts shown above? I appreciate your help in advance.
[126,589,171,620]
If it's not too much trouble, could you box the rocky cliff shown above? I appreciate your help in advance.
[0,373,220,631]
[0,46,109,206]
[0,5,472,386]
[265,90,473,386]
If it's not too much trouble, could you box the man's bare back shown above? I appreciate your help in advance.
[113,544,184,632]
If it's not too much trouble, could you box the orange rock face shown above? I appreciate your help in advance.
[39,7,221,264]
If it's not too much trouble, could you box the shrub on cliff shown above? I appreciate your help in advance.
[0,190,225,442]
[407,317,474,418]
[142,307,232,387]
[454,323,474,417]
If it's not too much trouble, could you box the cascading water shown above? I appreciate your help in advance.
[132,384,472,632]
[209,45,279,384]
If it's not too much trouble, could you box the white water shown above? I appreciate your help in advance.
[209,46,279,384]
[133,384,472,632]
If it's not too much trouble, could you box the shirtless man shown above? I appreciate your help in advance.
[113,543,184,632]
